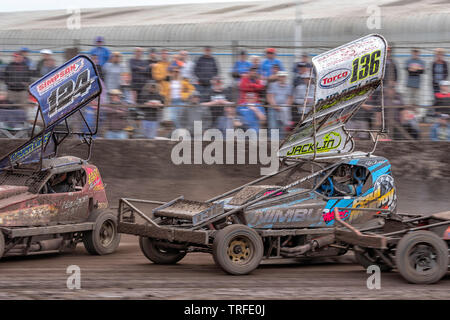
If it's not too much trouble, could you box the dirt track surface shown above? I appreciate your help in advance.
[0,178,449,300]
[0,234,448,300]
[0,139,449,299]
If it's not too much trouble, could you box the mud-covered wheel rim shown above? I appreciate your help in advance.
[227,236,254,265]
[407,243,438,275]
[99,220,116,247]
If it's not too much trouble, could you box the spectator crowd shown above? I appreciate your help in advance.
[0,37,449,141]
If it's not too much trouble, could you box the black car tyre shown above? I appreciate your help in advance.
[83,210,121,255]
[139,237,186,264]
[396,231,448,284]
[213,224,263,275]
[355,248,393,272]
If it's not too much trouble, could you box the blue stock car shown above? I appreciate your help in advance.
[117,154,398,275]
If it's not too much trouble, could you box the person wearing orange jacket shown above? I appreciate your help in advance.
[152,49,171,102]
[160,66,195,129]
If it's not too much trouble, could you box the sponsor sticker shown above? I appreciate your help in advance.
[319,68,351,89]
[286,131,342,156]
[36,58,84,96]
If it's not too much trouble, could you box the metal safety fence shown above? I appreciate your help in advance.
[0,40,449,142]
[0,103,448,141]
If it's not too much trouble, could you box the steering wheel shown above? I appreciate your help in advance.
[319,177,334,197]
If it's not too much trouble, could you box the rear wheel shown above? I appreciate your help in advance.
[139,237,186,264]
[396,231,448,284]
[83,210,121,255]
[213,224,263,275]
[354,248,393,272]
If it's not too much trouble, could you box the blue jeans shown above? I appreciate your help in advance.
[105,131,128,139]
[142,120,159,139]
[217,116,234,135]
[268,108,283,140]
[167,99,184,129]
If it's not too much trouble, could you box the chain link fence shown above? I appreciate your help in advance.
[0,41,449,141]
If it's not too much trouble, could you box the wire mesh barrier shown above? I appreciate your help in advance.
[0,42,449,141]
[0,103,448,141]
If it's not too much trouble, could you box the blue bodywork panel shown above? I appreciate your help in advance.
[240,156,396,229]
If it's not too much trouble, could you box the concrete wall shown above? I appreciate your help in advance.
[1,139,449,181]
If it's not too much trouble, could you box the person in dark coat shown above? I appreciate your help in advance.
[431,48,448,94]
[4,52,31,105]
[194,46,219,98]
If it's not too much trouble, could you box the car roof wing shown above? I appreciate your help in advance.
[279,34,388,160]
[0,55,102,172]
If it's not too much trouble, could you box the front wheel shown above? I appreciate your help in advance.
[139,237,187,264]
[83,210,121,255]
[396,231,448,284]
[213,224,263,275]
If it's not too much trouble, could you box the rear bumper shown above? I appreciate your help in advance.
[118,222,209,245]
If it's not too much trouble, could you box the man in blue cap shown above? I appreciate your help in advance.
[89,36,111,67]
[20,47,33,69]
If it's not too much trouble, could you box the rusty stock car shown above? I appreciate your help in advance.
[0,55,120,259]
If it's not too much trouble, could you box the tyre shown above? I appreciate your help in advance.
[213,224,263,275]
[354,248,393,272]
[139,237,186,264]
[0,231,4,259]
[83,210,121,255]
[396,231,448,284]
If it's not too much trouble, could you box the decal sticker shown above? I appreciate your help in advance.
[319,68,351,89]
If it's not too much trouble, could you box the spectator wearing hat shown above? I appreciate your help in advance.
[129,47,149,104]
[405,49,425,106]
[104,89,128,139]
[36,49,55,77]
[239,66,265,104]
[20,47,34,70]
[4,52,31,106]
[266,71,293,139]
[431,48,448,94]
[139,81,165,139]
[40,56,56,79]
[103,52,126,93]
[237,92,266,132]
[194,46,219,98]
[89,36,111,67]
[430,114,450,141]
[232,50,252,80]
[260,48,284,79]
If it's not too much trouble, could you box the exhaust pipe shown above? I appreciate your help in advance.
[6,238,65,255]
[280,234,335,257]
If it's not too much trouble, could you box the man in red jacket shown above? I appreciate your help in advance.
[239,66,265,104]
